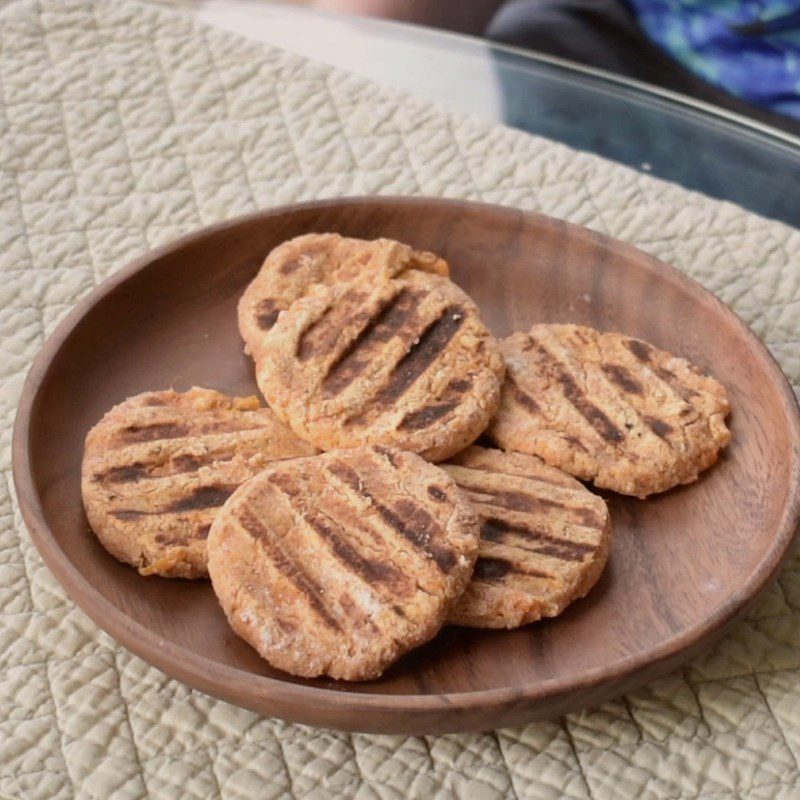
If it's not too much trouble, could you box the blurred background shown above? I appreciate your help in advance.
[146,0,800,135]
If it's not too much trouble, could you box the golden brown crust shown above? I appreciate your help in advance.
[238,233,449,361]
[488,325,731,497]
[207,446,480,680]
[443,446,611,628]
[255,271,505,461]
[81,387,317,578]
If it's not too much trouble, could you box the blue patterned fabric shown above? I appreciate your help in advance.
[627,1,800,118]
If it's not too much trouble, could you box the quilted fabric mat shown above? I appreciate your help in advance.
[2,0,800,797]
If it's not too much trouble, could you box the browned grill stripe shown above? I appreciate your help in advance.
[530,337,625,443]
[626,339,653,362]
[473,557,511,581]
[96,464,148,484]
[481,517,597,562]
[163,485,237,513]
[508,375,541,414]
[602,364,643,394]
[171,454,204,472]
[173,452,237,472]
[572,329,591,345]
[238,508,342,632]
[328,460,364,495]
[459,485,603,528]
[255,298,281,330]
[599,358,681,443]
[451,463,568,488]
[337,591,382,636]
[154,533,189,546]
[654,367,699,400]
[625,338,701,406]
[564,435,589,452]
[393,498,457,571]
[297,288,371,363]
[111,509,147,521]
[279,257,302,275]
[111,485,236,519]
[146,528,210,546]
[643,415,673,439]
[321,287,424,396]
[267,472,400,586]
[461,486,555,513]
[398,400,458,431]
[557,369,625,443]
[473,556,552,582]
[328,460,457,572]
[297,305,335,362]
[95,452,238,486]
[374,445,401,468]
[120,420,266,447]
[369,305,466,407]
[122,422,190,443]
[427,486,448,502]
[307,510,400,584]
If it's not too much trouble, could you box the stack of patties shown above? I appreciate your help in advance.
[82,233,731,681]
[238,233,506,460]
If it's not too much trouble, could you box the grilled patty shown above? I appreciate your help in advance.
[207,446,480,681]
[238,233,449,361]
[81,387,317,578]
[488,325,731,497]
[255,271,506,461]
[443,446,611,628]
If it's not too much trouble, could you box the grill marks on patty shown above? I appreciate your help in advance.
[442,447,610,629]
[255,298,281,330]
[97,410,290,528]
[298,287,371,363]
[318,286,425,394]
[480,517,598,562]
[325,457,458,573]
[490,325,731,496]
[526,338,626,445]
[82,388,317,578]
[117,418,267,448]
[366,304,466,407]
[447,463,603,581]
[267,469,404,588]
[503,329,695,451]
[237,506,344,633]
[238,233,450,362]
[308,282,467,411]
[460,485,604,529]
[207,447,479,680]
[257,272,504,460]
[472,556,552,582]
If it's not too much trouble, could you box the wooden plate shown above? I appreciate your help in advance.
[13,197,800,734]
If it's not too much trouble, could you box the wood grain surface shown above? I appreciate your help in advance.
[12,197,800,734]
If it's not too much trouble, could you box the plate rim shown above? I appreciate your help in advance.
[12,195,800,722]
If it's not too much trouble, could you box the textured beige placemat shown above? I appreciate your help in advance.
[2,1,799,798]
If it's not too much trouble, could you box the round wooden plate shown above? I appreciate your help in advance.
[13,197,800,734]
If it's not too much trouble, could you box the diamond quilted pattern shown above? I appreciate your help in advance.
[0,0,799,798]
[349,735,440,800]
[625,673,705,742]
[496,723,592,800]
[49,652,146,800]
[214,741,292,800]
[0,661,70,800]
